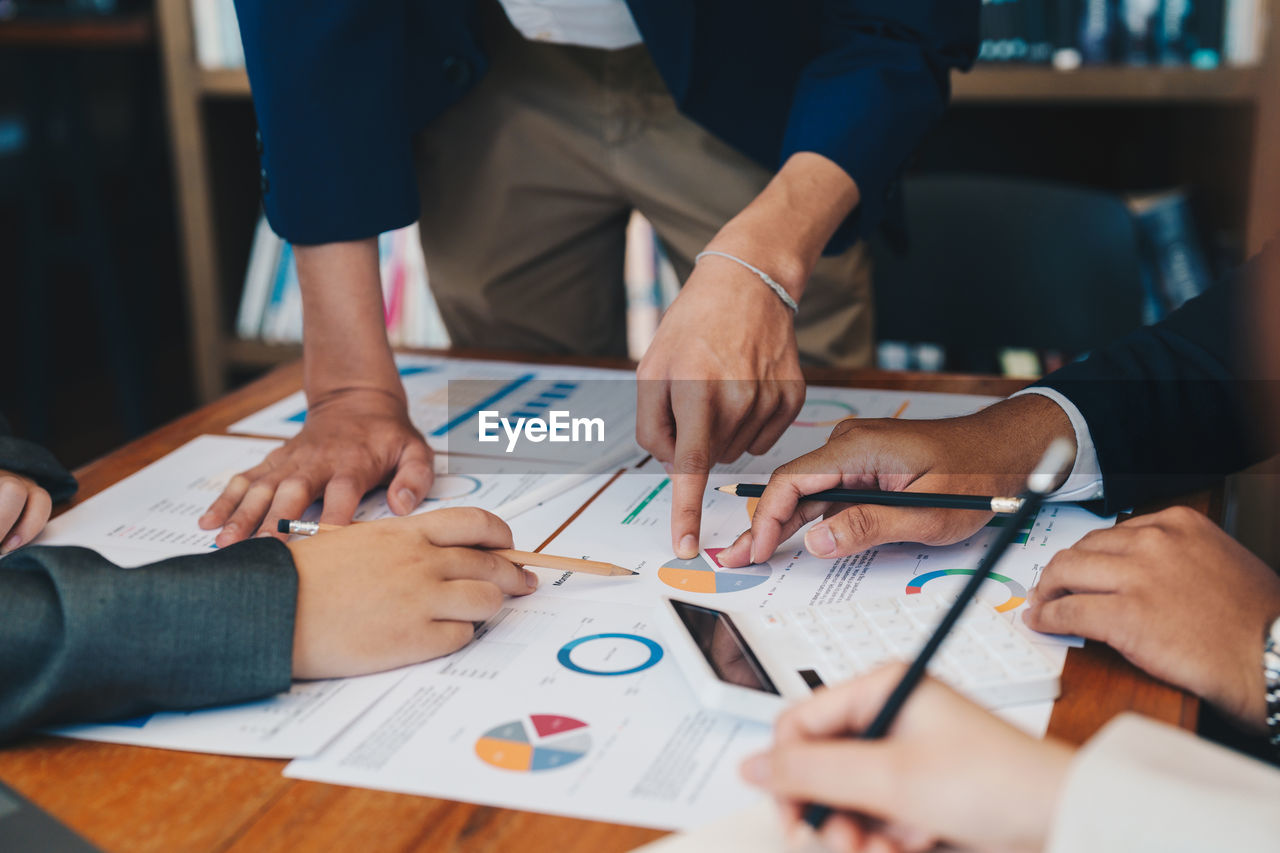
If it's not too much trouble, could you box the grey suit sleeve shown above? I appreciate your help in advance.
[0,538,297,742]
[0,414,78,503]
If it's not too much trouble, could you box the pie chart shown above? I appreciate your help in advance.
[475,714,592,772]
[657,548,771,594]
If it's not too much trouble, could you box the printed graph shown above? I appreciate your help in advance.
[426,474,482,501]
[475,715,592,772]
[904,569,1028,612]
[557,633,664,676]
[985,514,1036,545]
[657,548,771,594]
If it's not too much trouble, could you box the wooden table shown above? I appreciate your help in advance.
[0,354,1207,852]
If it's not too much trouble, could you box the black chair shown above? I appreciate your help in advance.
[871,174,1148,373]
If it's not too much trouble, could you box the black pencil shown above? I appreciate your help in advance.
[800,438,1075,832]
[716,483,1024,514]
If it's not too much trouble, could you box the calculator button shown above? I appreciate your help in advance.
[855,599,897,615]
[801,623,833,643]
[868,611,912,633]
[881,630,922,655]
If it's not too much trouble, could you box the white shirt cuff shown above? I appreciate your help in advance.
[1009,387,1105,502]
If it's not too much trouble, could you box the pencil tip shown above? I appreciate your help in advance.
[715,484,735,494]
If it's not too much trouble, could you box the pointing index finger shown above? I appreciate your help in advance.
[669,389,717,560]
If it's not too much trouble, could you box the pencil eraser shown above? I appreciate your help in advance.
[276,519,291,534]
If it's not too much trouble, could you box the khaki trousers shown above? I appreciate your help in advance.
[413,5,873,366]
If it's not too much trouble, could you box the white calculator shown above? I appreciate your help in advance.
[658,592,1062,723]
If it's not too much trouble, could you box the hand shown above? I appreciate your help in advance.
[200,388,434,546]
[0,470,52,555]
[637,153,861,561]
[718,394,1073,567]
[740,664,1074,853]
[286,507,538,679]
[636,263,805,559]
[1024,506,1280,732]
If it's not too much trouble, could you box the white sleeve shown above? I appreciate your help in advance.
[1047,713,1280,853]
[1009,387,1104,502]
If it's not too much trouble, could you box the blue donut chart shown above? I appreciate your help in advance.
[557,633,664,676]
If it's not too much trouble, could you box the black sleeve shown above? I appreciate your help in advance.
[0,414,78,503]
[0,538,297,743]
[1036,253,1270,513]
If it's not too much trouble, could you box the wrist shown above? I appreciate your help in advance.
[971,395,1076,494]
[706,153,860,303]
[1015,739,1075,853]
[703,225,812,304]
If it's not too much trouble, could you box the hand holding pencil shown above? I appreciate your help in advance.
[715,395,1077,567]
[279,520,637,577]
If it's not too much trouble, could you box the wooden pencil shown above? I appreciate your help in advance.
[275,519,637,577]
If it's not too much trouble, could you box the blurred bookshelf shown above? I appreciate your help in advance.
[158,0,1280,400]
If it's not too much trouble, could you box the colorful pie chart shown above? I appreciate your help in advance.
[904,569,1028,613]
[475,714,591,772]
[657,548,771,594]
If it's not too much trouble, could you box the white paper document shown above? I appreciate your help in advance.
[227,354,640,460]
[286,596,772,830]
[47,671,405,759]
[37,435,612,565]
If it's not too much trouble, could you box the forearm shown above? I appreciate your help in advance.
[296,239,403,404]
[0,541,296,741]
[707,152,860,303]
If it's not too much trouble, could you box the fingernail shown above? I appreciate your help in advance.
[2,534,21,554]
[398,488,418,512]
[678,534,699,559]
[805,524,836,558]
[525,569,539,590]
[661,461,674,476]
[740,753,771,785]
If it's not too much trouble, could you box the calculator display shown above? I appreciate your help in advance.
[670,600,780,695]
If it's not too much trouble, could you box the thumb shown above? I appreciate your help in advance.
[388,439,434,515]
[803,503,991,558]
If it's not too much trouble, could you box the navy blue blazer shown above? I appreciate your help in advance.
[1037,246,1276,513]
[234,1,979,249]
